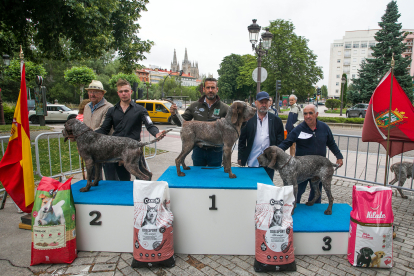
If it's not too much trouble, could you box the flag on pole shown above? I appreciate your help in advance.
[0,63,35,213]
[362,70,414,157]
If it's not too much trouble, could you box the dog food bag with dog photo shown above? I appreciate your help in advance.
[132,180,175,268]
[31,177,77,266]
[348,186,394,268]
[254,183,296,272]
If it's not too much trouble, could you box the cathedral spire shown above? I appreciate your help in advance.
[184,48,188,62]
[173,49,177,64]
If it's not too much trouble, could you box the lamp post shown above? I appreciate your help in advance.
[146,82,152,100]
[0,54,11,125]
[248,19,273,94]
[340,76,346,116]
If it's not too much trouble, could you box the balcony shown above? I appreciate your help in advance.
[343,62,351,65]
[406,42,413,46]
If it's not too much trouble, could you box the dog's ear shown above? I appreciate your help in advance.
[39,194,46,199]
[267,147,277,168]
[231,102,240,124]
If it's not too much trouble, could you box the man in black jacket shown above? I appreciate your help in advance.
[238,92,285,180]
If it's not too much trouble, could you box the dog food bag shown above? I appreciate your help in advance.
[254,183,296,272]
[132,180,175,268]
[31,177,77,266]
[348,185,394,268]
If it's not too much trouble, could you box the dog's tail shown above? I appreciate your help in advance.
[331,163,340,171]
[137,129,173,147]
[162,98,184,126]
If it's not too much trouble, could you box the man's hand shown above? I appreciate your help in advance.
[169,103,177,115]
[336,159,343,168]
[156,130,167,139]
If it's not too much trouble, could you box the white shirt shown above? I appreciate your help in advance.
[247,113,270,167]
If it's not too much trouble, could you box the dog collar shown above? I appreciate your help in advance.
[280,156,293,170]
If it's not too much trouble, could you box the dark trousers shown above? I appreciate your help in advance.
[192,146,223,167]
[90,163,119,181]
[297,180,322,204]
[115,160,149,181]
[263,166,275,181]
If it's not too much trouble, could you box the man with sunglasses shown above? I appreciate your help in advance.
[278,104,343,204]
[96,79,167,181]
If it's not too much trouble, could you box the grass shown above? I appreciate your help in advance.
[0,137,165,182]
[0,125,52,133]
[324,109,348,114]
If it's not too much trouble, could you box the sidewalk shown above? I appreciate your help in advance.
[1,129,413,276]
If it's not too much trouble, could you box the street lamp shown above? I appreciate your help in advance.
[340,76,346,116]
[248,19,273,93]
[0,54,11,125]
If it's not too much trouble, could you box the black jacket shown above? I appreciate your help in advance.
[96,101,159,141]
[278,120,343,159]
[238,112,285,166]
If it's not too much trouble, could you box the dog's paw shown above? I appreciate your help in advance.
[305,201,314,206]
[80,187,90,192]
[178,172,186,177]
[229,173,237,179]
[324,209,332,215]
[91,181,99,186]
[183,166,190,170]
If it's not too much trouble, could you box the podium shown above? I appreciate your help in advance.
[72,166,351,255]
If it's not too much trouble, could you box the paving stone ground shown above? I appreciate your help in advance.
[3,177,412,276]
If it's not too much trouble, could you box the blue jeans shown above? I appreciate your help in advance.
[192,146,223,167]
[297,180,322,204]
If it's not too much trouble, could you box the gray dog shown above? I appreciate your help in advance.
[175,101,256,178]
[389,162,413,199]
[62,119,171,192]
[257,146,338,215]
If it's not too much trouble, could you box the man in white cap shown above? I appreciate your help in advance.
[84,80,117,180]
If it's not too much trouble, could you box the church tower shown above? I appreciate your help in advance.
[170,49,180,72]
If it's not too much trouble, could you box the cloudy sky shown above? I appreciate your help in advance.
[138,0,414,87]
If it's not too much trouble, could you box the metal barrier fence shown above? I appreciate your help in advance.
[328,134,414,193]
[0,128,157,180]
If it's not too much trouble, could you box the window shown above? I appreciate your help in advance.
[48,106,58,111]
[338,51,342,56]
[337,66,341,71]
[337,59,341,63]
[336,75,340,78]
[155,104,167,113]
[137,103,145,107]
[145,103,154,111]
[345,43,352,49]
[353,42,360,48]
[361,42,367,48]
[336,82,339,86]
[352,58,357,63]
[369,41,376,48]
[335,90,339,93]
[353,50,358,55]
[352,74,356,79]
[352,66,357,70]
[361,50,366,54]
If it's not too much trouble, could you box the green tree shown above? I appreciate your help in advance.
[353,0,413,102]
[217,54,244,100]
[0,0,153,72]
[64,66,96,103]
[321,85,328,99]
[347,84,361,105]
[325,99,341,110]
[340,73,348,105]
[236,54,257,101]
[1,59,47,102]
[109,73,140,89]
[262,19,323,102]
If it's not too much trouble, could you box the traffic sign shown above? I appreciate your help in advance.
[252,67,268,83]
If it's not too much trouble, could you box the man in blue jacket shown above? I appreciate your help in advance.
[238,92,284,180]
[278,104,343,203]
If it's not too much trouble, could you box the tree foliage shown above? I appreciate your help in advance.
[262,19,323,102]
[325,99,341,110]
[109,73,140,89]
[217,54,244,100]
[352,0,413,102]
[321,85,328,99]
[340,73,348,104]
[64,66,96,102]
[0,0,153,72]
[236,54,257,100]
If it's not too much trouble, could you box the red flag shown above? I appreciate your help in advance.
[362,70,414,157]
[0,63,35,213]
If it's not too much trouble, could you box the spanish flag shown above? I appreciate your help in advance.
[0,63,35,213]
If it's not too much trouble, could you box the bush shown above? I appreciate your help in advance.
[3,105,15,124]
[325,99,341,110]
[277,114,364,124]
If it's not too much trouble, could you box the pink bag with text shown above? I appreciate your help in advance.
[348,186,393,268]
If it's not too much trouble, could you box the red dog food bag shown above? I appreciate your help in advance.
[132,180,175,268]
[348,186,394,268]
[31,177,77,266]
[254,183,296,272]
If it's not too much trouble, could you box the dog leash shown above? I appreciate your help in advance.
[280,156,293,170]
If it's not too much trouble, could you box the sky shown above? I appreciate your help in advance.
[138,0,414,87]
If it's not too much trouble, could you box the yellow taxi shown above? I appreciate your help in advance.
[136,100,178,124]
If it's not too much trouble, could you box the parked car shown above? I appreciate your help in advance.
[136,100,182,124]
[317,101,325,105]
[28,104,78,123]
[346,103,369,118]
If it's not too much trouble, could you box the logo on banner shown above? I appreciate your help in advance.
[366,211,386,219]
[375,108,407,129]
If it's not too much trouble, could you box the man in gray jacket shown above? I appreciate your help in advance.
[170,78,229,166]
[83,80,117,180]
[285,94,303,156]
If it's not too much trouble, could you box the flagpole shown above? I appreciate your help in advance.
[384,54,395,186]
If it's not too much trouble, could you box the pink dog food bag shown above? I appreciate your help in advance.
[31,177,77,266]
[348,185,393,268]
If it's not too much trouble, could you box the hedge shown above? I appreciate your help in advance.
[279,114,364,124]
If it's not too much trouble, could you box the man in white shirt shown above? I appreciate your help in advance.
[238,92,285,180]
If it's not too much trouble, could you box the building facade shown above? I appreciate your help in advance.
[136,69,149,83]
[327,29,414,98]
[171,48,200,79]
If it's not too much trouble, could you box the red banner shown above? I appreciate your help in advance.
[362,70,414,157]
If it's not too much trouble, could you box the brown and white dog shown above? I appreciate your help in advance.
[34,194,66,226]
[175,101,256,178]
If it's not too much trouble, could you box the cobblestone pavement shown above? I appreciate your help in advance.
[3,177,413,276]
